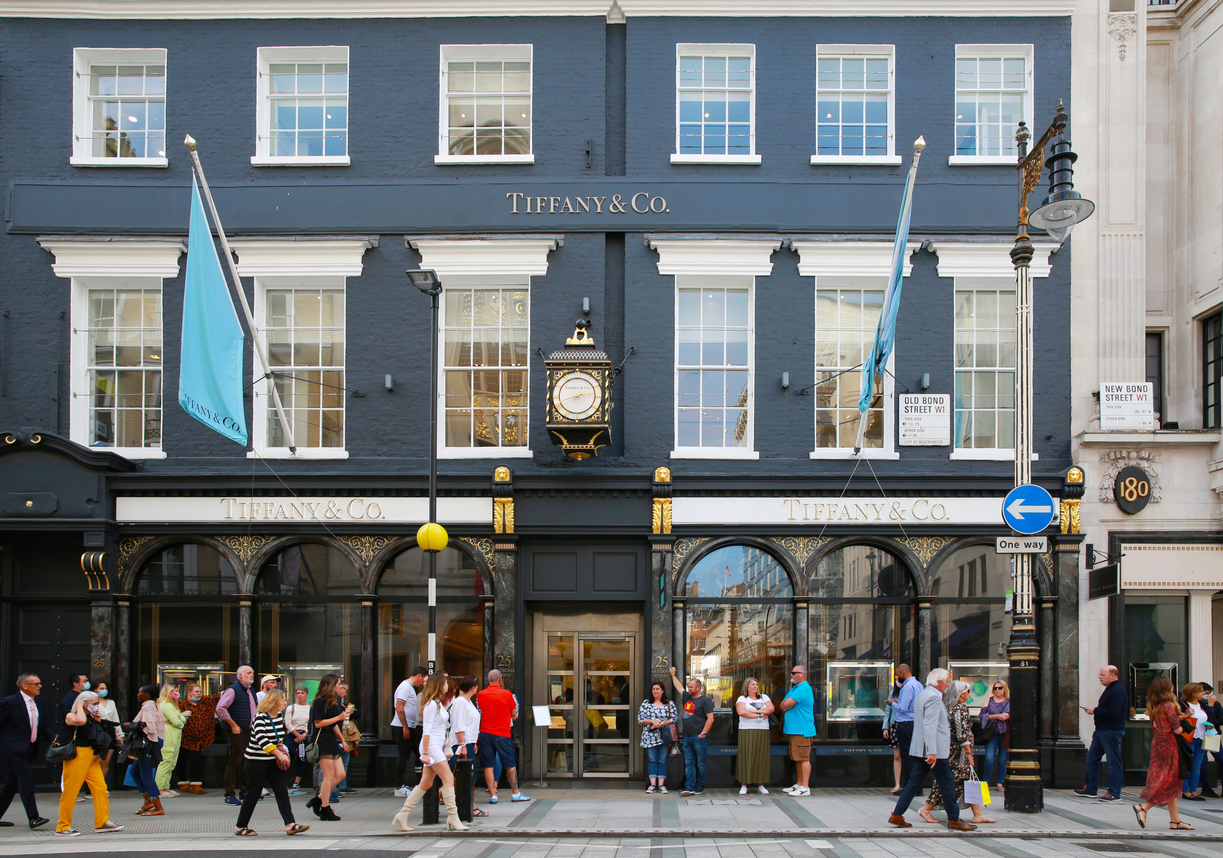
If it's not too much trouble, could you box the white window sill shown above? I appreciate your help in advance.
[949,448,1033,461]
[250,155,351,167]
[810,155,902,166]
[439,447,533,459]
[248,448,350,460]
[948,155,1018,166]
[84,446,167,459]
[434,154,535,165]
[70,156,168,169]
[670,154,762,165]
[670,448,760,460]
[809,449,900,460]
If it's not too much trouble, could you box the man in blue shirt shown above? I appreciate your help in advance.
[781,665,817,796]
[887,664,923,794]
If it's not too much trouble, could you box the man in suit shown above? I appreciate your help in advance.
[887,668,976,831]
[0,673,55,828]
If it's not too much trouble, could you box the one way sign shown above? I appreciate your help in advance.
[1001,484,1056,535]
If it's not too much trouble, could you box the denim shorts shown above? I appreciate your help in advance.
[477,733,515,770]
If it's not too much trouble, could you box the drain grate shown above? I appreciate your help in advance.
[1070,843,1155,854]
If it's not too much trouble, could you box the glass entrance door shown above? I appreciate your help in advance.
[544,633,636,777]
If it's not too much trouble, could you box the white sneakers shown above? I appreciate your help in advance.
[392,785,411,798]
[739,784,748,795]
[758,785,770,795]
[784,784,810,796]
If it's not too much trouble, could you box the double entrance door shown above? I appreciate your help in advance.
[529,607,641,778]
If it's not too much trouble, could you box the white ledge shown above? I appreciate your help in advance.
[435,154,535,165]
[810,449,900,460]
[670,448,760,460]
[251,155,351,167]
[70,156,168,168]
[949,448,1018,461]
[248,448,350,460]
[670,154,762,165]
[810,155,902,166]
[1079,430,1222,447]
[948,155,1019,166]
[439,447,533,459]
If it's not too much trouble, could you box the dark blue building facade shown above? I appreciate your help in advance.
[0,3,1086,789]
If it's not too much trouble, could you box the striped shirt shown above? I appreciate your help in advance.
[244,712,287,762]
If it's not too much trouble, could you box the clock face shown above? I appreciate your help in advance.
[552,371,603,420]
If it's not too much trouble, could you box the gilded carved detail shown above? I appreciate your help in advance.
[218,535,273,565]
[118,536,154,574]
[671,538,709,573]
[1098,450,1162,503]
[494,466,511,482]
[652,498,672,534]
[776,536,830,567]
[897,536,955,568]
[1060,499,1081,534]
[654,466,671,483]
[459,537,496,571]
[494,497,515,534]
[336,535,394,565]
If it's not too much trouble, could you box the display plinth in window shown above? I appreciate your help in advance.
[544,321,614,459]
[826,661,893,721]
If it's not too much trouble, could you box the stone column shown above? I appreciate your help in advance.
[1050,533,1086,787]
[115,599,132,700]
[1037,594,1057,744]
[238,599,253,667]
[794,598,810,672]
[359,598,376,786]
[672,599,686,681]
[1189,591,1215,681]
[651,539,675,682]
[492,539,518,689]
[916,602,932,679]
[91,599,116,687]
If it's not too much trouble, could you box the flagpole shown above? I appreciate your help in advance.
[853,136,925,454]
[184,135,296,454]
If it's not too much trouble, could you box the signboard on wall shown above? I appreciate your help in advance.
[1100,382,1156,430]
[1087,563,1121,600]
[899,394,951,446]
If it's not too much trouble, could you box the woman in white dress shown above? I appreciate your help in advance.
[391,673,469,832]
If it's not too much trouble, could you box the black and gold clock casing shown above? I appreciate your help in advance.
[544,321,614,459]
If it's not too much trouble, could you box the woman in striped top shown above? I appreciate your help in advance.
[233,689,309,837]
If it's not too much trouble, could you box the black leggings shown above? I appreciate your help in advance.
[236,759,295,829]
[177,748,205,782]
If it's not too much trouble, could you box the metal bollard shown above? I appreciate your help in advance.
[454,758,474,823]
[422,775,440,825]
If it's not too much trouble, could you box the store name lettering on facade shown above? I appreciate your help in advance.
[506,191,669,215]
[221,497,387,521]
[783,498,952,522]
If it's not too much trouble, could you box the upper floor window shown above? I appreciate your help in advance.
[813,46,899,165]
[815,283,887,451]
[672,44,760,165]
[1205,311,1222,429]
[436,45,533,165]
[954,283,1016,451]
[950,45,1033,165]
[253,46,349,166]
[72,48,167,167]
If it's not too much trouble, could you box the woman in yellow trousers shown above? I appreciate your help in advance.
[156,684,190,796]
[56,691,123,837]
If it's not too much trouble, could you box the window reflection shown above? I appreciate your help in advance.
[137,543,238,595]
[929,546,1011,665]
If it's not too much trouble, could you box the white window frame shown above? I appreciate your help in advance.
[40,238,185,459]
[794,241,918,459]
[435,44,535,166]
[650,239,780,459]
[949,44,1034,166]
[232,239,374,460]
[71,48,168,168]
[932,241,1053,460]
[811,45,900,166]
[671,43,761,166]
[252,46,351,167]
[409,237,560,458]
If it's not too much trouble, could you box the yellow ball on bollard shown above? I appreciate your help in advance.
[416,522,449,552]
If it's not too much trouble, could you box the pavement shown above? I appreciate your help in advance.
[2,785,1221,856]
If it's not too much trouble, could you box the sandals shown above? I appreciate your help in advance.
[235,828,258,836]
[473,808,490,817]
[1132,805,1146,829]
[1169,821,1195,830]
[136,809,164,817]
[285,823,309,835]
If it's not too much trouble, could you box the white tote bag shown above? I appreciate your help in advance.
[962,758,991,806]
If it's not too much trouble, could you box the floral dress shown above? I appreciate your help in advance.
[638,700,676,748]
[928,702,974,808]
[1140,701,1183,807]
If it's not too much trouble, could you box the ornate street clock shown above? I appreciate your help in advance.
[544,320,614,459]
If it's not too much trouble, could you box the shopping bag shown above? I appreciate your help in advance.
[964,777,990,806]
[1205,732,1221,753]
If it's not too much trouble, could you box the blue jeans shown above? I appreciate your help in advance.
[338,750,351,790]
[134,740,162,799]
[1183,738,1205,793]
[682,736,707,793]
[1084,729,1125,797]
[645,744,668,780]
[893,755,960,822]
[982,733,1008,787]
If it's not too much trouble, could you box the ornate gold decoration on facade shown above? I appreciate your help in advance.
[776,536,831,567]
[897,536,955,568]
[336,535,394,565]
[494,466,511,482]
[1059,499,1081,534]
[1038,552,1054,582]
[118,536,154,575]
[652,498,672,534]
[219,535,273,565]
[459,537,496,571]
[493,497,515,534]
[654,466,671,483]
[671,537,709,573]
[1066,467,1084,484]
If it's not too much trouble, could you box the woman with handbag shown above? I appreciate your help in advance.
[391,672,468,832]
[449,675,488,817]
[53,691,123,836]
[306,674,351,821]
[918,680,995,825]
[131,684,166,817]
[979,680,1010,795]
[735,677,774,795]
[1180,682,1208,801]
[91,681,124,791]
[1133,676,1193,829]
[283,685,312,794]
[639,681,677,794]
[232,688,308,837]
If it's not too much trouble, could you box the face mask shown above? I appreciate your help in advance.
[171,690,180,700]
[87,704,101,715]
[189,695,201,702]
[98,689,108,699]
[82,681,91,691]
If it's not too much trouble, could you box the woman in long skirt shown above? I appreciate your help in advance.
[1133,677,1193,830]
[735,678,774,795]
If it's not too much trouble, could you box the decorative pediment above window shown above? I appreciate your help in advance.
[647,237,779,276]
[792,240,919,278]
[930,241,1058,279]
[230,237,376,278]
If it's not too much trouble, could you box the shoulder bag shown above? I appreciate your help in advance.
[265,714,291,770]
[46,736,77,763]
[303,711,321,764]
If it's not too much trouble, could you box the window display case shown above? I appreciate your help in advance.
[947,661,1010,711]
[278,662,345,701]
[157,664,230,695]
[826,661,893,721]
[1129,662,1178,719]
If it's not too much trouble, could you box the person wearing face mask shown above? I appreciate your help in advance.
[156,684,190,796]
[60,675,90,724]
[91,682,124,791]
[178,684,220,795]
[54,691,122,836]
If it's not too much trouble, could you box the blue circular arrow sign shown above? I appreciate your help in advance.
[1002,484,1056,535]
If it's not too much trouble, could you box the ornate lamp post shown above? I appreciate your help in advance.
[1005,102,1094,813]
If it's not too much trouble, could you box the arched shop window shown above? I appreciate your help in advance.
[254,543,362,711]
[810,544,915,741]
[134,543,239,689]
[375,546,485,740]
[681,544,793,744]
[928,544,1012,700]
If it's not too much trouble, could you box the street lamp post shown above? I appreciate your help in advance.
[1005,102,1094,814]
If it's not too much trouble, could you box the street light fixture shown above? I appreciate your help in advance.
[408,269,445,677]
[1005,101,1094,814]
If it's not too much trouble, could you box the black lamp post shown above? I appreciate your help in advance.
[1005,102,1094,814]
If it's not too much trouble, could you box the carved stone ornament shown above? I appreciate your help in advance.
[493,497,515,534]
[654,466,671,483]
[1109,12,1137,62]
[671,537,709,573]
[1060,499,1082,534]
[776,536,831,568]
[494,466,511,482]
[336,535,394,565]
[896,536,956,569]
[219,534,273,565]
[118,535,155,575]
[1098,450,1162,503]
[459,537,496,571]
[652,497,672,534]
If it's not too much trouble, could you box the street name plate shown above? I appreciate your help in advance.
[899,394,951,446]
[1100,382,1156,430]
[996,536,1048,554]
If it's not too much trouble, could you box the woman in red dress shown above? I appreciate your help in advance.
[1133,677,1193,830]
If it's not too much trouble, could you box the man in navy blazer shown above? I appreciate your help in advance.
[0,673,55,828]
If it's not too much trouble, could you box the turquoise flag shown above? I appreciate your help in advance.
[179,178,248,445]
